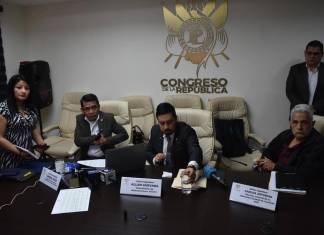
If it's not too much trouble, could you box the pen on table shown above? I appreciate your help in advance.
[123,210,128,222]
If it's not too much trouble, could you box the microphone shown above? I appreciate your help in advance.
[203,165,227,189]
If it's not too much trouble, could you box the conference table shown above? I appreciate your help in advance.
[0,166,323,235]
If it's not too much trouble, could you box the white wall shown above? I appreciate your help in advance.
[3,0,324,141]
[1,2,27,77]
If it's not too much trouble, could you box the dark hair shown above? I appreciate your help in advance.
[80,93,100,107]
[306,40,323,53]
[156,102,176,118]
[6,74,35,114]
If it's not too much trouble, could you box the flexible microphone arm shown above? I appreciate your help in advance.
[203,165,227,189]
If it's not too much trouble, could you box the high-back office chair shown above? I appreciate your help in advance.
[99,100,132,147]
[43,91,87,158]
[207,96,265,171]
[165,94,203,109]
[175,108,215,165]
[120,95,155,141]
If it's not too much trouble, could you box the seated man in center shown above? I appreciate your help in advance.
[146,102,203,181]
[74,93,129,159]
[255,104,324,177]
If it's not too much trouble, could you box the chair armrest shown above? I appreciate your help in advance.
[67,143,80,156]
[214,140,223,150]
[43,124,59,135]
[248,133,266,145]
[248,133,266,152]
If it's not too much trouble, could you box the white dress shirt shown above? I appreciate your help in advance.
[85,115,104,158]
[307,64,319,105]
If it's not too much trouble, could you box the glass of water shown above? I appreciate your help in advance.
[181,173,192,195]
[55,160,65,174]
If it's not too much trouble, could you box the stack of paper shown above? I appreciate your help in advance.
[51,187,91,214]
[77,159,105,169]
[16,146,40,159]
[171,169,207,190]
[268,171,306,195]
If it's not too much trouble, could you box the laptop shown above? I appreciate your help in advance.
[105,143,147,175]
[276,172,306,191]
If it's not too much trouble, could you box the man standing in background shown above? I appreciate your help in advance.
[286,40,324,115]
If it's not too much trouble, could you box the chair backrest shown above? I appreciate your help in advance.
[175,108,214,165]
[165,94,202,109]
[120,95,155,140]
[208,96,250,139]
[314,115,324,135]
[99,100,132,147]
[59,91,87,138]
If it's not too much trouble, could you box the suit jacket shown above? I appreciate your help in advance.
[286,62,324,115]
[146,121,203,175]
[74,111,129,159]
[262,128,324,177]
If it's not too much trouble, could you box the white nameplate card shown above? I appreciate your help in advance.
[39,167,62,191]
[120,177,162,197]
[229,182,278,211]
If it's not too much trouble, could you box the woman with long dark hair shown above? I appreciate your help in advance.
[0,74,45,169]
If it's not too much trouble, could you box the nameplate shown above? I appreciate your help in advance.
[120,177,162,197]
[229,182,278,211]
[39,167,62,191]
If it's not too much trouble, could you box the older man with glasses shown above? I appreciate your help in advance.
[74,93,128,159]
[255,104,324,177]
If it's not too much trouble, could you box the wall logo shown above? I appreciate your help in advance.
[162,0,229,77]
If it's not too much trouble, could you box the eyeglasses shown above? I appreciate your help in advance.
[82,105,98,112]
[158,119,176,126]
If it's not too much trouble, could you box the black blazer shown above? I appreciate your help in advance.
[146,121,203,175]
[262,128,324,177]
[74,111,129,159]
[286,62,324,115]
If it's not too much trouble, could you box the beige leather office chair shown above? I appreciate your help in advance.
[207,96,265,171]
[43,91,87,159]
[165,94,203,109]
[120,95,155,141]
[99,100,132,147]
[175,108,215,165]
[314,115,324,135]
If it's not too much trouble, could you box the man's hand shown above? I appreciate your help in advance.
[153,153,166,164]
[183,167,196,183]
[257,157,275,171]
[93,135,107,146]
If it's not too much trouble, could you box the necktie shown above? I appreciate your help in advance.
[165,134,173,168]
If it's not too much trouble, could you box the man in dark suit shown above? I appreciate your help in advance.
[255,104,324,177]
[146,102,202,181]
[74,93,128,159]
[286,40,324,115]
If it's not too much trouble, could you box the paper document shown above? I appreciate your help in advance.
[77,159,105,168]
[162,171,173,178]
[171,169,207,190]
[51,187,91,214]
[16,145,39,159]
[268,171,306,195]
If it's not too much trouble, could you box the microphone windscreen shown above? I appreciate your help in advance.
[203,165,216,179]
